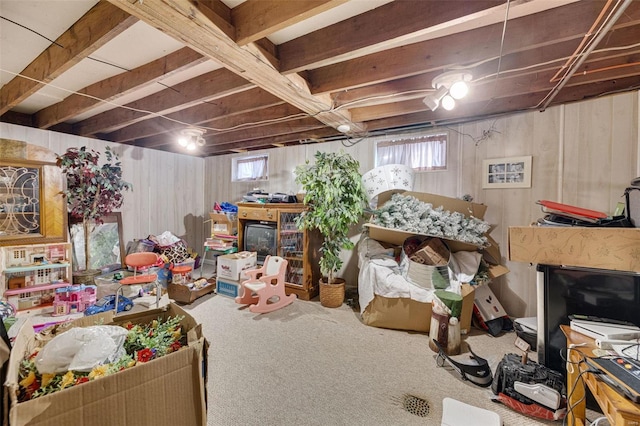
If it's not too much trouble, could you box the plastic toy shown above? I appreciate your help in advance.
[84,295,134,316]
[52,284,97,316]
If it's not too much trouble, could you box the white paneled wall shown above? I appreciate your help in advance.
[2,90,638,317]
[205,91,639,318]
[0,123,206,253]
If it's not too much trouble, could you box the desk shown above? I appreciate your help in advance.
[561,325,640,426]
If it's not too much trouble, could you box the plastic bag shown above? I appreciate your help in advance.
[35,325,128,374]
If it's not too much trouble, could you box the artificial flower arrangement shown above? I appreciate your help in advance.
[371,193,491,247]
[17,315,185,402]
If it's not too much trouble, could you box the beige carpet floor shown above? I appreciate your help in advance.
[180,290,604,426]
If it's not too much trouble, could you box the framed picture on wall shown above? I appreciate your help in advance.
[482,156,532,189]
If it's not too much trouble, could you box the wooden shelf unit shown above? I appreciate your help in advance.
[237,203,321,301]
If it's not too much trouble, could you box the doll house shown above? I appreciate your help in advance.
[52,284,97,316]
[1,242,73,315]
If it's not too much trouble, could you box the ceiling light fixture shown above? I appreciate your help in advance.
[178,127,206,150]
[337,124,351,133]
[423,71,472,111]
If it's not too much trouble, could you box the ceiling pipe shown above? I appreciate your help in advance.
[539,0,633,112]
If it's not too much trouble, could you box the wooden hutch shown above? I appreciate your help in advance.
[237,202,321,301]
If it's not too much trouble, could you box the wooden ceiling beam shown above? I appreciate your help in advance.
[232,0,349,46]
[74,68,252,136]
[140,103,304,148]
[103,87,283,142]
[140,115,327,151]
[204,127,340,155]
[351,61,640,122]
[107,0,364,134]
[34,47,206,129]
[362,74,640,133]
[0,1,137,115]
[306,1,640,94]
[279,0,504,73]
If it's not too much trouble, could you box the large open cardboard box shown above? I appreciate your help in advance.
[509,226,640,272]
[364,191,508,279]
[361,191,509,333]
[4,303,207,426]
[362,283,476,334]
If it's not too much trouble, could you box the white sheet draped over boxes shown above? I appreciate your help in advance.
[358,236,478,333]
[216,251,257,281]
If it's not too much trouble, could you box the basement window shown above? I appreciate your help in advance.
[375,132,447,171]
[232,154,269,182]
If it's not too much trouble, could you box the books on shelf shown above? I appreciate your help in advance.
[205,235,237,250]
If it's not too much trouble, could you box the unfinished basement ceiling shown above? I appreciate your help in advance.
[2,0,640,157]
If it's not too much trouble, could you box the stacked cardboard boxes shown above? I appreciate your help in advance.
[362,191,509,333]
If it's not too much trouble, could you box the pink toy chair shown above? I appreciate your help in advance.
[235,255,296,313]
[116,252,163,311]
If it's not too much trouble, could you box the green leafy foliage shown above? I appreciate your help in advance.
[294,151,368,283]
[57,146,132,222]
[57,146,132,270]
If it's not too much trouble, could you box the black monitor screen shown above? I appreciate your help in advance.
[539,264,640,376]
[243,221,277,263]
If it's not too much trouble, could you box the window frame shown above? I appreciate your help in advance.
[374,131,448,172]
[231,154,269,182]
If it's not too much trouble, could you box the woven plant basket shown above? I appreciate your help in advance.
[319,278,345,308]
[72,269,102,285]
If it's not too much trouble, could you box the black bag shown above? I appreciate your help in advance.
[492,353,565,405]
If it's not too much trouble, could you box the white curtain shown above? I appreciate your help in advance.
[236,155,268,181]
[377,133,447,171]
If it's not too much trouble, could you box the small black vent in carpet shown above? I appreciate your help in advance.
[401,394,430,417]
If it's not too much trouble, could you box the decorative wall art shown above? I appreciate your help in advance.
[482,156,532,189]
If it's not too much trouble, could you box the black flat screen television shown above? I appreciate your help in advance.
[538,264,640,376]
[242,221,277,264]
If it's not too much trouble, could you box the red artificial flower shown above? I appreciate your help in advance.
[76,377,89,385]
[137,348,154,363]
[125,323,134,330]
[169,341,182,352]
[25,381,40,399]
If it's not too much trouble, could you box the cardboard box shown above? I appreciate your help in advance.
[168,280,216,304]
[209,212,237,235]
[216,277,242,298]
[362,283,476,334]
[216,251,257,281]
[508,226,640,272]
[5,303,207,426]
[365,191,508,279]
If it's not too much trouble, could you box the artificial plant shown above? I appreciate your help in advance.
[57,146,132,271]
[294,150,368,284]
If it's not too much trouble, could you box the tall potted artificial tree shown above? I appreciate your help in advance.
[57,146,132,283]
[294,150,368,308]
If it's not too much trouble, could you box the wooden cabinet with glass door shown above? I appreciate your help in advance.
[0,139,68,246]
[237,203,321,301]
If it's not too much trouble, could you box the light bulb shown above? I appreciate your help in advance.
[449,81,469,99]
[441,95,455,110]
[186,141,196,150]
[178,137,188,147]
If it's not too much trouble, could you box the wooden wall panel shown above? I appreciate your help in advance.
[3,90,638,318]
[0,123,205,256]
